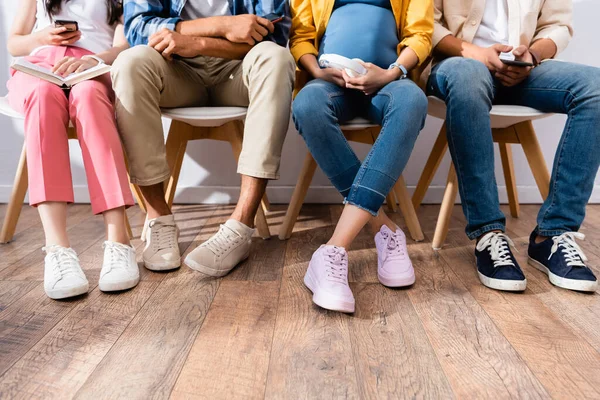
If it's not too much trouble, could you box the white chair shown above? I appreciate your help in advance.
[159,107,272,239]
[0,96,140,243]
[412,96,553,249]
[279,118,425,242]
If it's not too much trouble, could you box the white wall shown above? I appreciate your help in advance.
[1,0,599,205]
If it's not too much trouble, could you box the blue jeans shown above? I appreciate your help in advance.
[292,79,427,215]
[427,57,600,239]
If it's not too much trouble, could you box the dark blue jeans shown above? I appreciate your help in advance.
[292,79,427,215]
[427,57,600,239]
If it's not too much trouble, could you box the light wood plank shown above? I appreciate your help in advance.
[349,283,454,399]
[171,281,280,400]
[405,242,549,398]
[0,282,159,400]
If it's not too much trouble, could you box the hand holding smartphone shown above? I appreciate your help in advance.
[55,20,79,32]
[499,52,533,67]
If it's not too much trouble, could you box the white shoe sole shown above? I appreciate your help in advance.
[45,282,89,300]
[99,276,140,292]
[144,259,181,271]
[477,271,527,292]
[304,268,355,313]
[185,251,250,277]
[378,266,416,288]
[528,257,598,292]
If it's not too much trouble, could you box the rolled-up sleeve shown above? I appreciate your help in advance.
[124,0,181,46]
[399,0,434,65]
[432,0,452,47]
[289,0,319,64]
[533,0,573,55]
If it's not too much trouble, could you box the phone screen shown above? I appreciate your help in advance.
[55,20,79,32]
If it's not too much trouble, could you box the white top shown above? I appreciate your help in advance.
[472,0,510,48]
[181,0,231,20]
[32,0,116,55]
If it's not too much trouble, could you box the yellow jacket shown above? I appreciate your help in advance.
[289,0,434,68]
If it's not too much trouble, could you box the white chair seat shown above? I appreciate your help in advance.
[0,96,24,119]
[341,118,376,130]
[428,96,550,129]
[161,106,247,127]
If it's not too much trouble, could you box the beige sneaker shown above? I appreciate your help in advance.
[185,219,254,277]
[143,215,181,271]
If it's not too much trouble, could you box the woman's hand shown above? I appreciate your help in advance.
[313,67,346,87]
[36,25,81,47]
[52,56,100,76]
[342,62,398,95]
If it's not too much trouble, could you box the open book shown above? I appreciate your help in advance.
[11,58,111,88]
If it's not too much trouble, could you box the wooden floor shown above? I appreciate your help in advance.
[1,203,600,399]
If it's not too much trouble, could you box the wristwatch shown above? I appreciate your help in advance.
[388,63,408,79]
[81,55,105,65]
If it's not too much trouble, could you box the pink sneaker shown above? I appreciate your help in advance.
[375,225,415,287]
[304,245,355,313]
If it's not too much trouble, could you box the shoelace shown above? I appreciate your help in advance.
[42,246,81,279]
[549,232,587,267]
[103,241,131,272]
[475,232,516,268]
[149,220,177,252]
[325,247,349,284]
[381,230,405,260]
[204,225,241,256]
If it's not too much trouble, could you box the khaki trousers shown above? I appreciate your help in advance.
[111,41,295,186]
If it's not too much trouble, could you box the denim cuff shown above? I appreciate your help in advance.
[467,223,506,241]
[535,226,570,237]
[345,184,387,216]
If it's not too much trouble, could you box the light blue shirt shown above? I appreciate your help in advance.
[319,0,399,69]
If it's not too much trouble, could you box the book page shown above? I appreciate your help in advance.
[12,58,65,82]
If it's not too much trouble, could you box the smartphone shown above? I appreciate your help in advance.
[501,59,534,67]
[261,13,284,23]
[55,19,79,32]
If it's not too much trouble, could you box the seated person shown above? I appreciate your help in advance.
[6,0,137,300]
[290,0,433,312]
[112,0,295,277]
[428,0,599,292]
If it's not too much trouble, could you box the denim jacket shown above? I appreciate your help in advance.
[124,0,291,47]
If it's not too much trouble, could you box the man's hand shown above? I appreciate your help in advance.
[313,67,346,87]
[463,43,513,73]
[222,15,274,45]
[149,28,201,60]
[494,45,534,87]
[342,62,397,96]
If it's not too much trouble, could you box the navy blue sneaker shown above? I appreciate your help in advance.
[475,232,527,291]
[528,232,598,292]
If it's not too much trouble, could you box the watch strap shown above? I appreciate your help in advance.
[82,55,105,65]
[388,63,408,79]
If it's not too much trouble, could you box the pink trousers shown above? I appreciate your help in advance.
[7,46,133,214]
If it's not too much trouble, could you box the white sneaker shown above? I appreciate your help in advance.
[185,219,254,277]
[143,215,181,271]
[99,241,140,292]
[43,246,89,300]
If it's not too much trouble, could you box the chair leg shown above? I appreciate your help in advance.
[393,176,424,242]
[413,123,449,209]
[1,143,29,244]
[515,121,550,200]
[498,140,520,218]
[279,152,318,240]
[386,191,399,213]
[125,215,133,239]
[130,183,146,214]
[261,194,271,213]
[432,164,459,250]
[164,121,191,208]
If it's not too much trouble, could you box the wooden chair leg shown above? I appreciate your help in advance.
[261,194,271,213]
[498,140,520,218]
[413,123,449,209]
[515,121,550,200]
[386,191,398,213]
[278,152,318,240]
[125,215,133,239]
[228,121,271,239]
[1,143,29,244]
[164,121,191,208]
[130,183,146,214]
[432,164,459,250]
[393,176,424,242]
